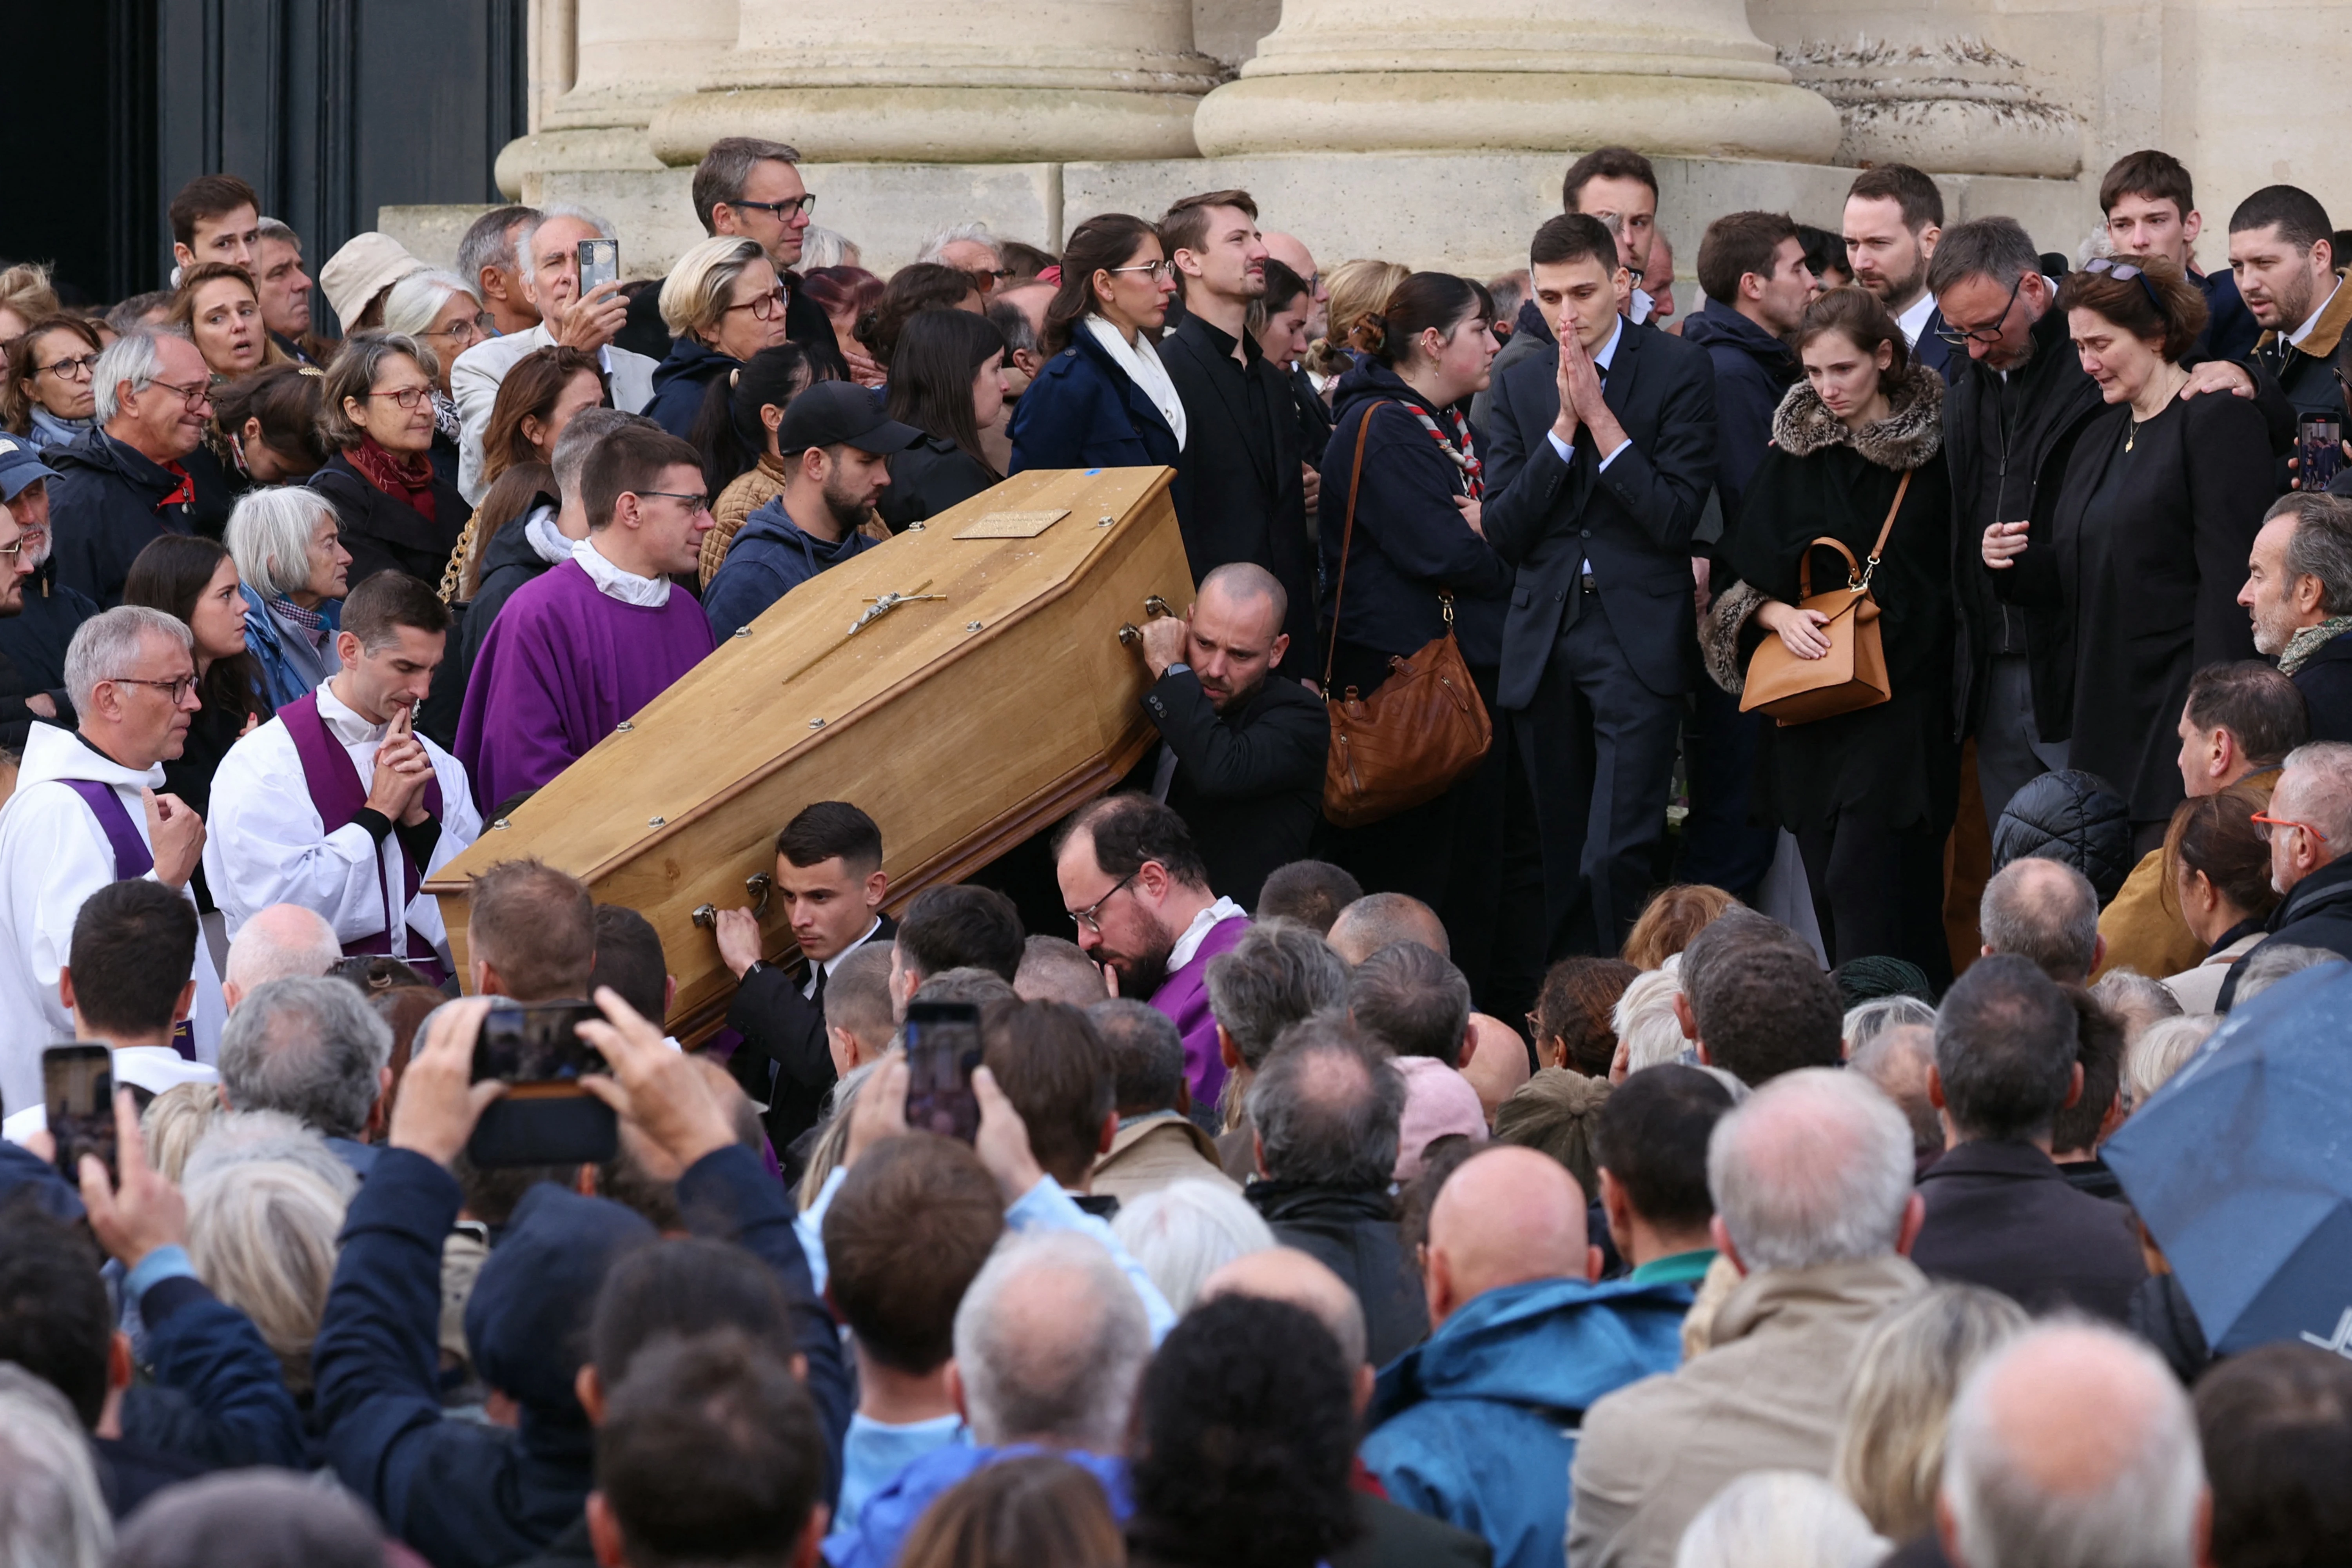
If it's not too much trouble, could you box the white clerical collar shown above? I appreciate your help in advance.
[317,679,390,747]
[1894,291,1936,348]
[1593,315,1625,372]
[1167,896,1247,973]
[2290,276,2343,348]
[573,537,671,608]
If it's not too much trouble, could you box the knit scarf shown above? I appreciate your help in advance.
[1392,398,1483,499]
[2280,614,2352,675]
[345,436,437,524]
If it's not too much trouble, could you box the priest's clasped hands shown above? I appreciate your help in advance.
[365,705,438,827]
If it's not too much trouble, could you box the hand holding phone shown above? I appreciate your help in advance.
[75,1081,189,1271]
[390,997,506,1166]
[44,1045,117,1182]
[573,985,738,1170]
[577,238,620,295]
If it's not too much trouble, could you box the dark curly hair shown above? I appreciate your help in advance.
[1129,1294,1360,1568]
[1533,955,1638,1076]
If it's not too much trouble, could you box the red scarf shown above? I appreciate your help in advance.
[345,436,437,524]
[156,461,194,512]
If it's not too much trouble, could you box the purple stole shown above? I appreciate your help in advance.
[59,778,198,1060]
[280,693,450,985]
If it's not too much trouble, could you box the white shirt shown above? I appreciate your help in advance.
[0,724,227,1120]
[1167,896,1248,975]
[803,915,885,1000]
[2290,277,2343,348]
[572,537,671,608]
[450,325,659,503]
[202,682,482,964]
[1894,290,1937,349]
[2,1046,217,1142]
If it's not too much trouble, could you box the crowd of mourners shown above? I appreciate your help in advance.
[1,129,2351,1568]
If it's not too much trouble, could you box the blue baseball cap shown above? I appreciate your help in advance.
[0,436,60,502]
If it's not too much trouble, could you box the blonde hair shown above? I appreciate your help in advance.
[2123,1013,2216,1111]
[658,236,769,341]
[1305,259,1409,379]
[1832,1283,2029,1539]
[140,1082,222,1184]
[0,263,60,325]
[797,1056,882,1210]
[1613,966,1691,1074]
[185,1158,353,1393]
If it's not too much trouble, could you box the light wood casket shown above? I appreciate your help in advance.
[425,465,1192,1038]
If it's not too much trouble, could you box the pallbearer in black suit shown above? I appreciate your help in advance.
[1125,562,1328,909]
[1482,214,1719,956]
[715,799,896,1151]
[1159,190,1317,674]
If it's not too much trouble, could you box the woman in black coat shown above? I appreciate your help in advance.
[1706,288,1956,980]
[1984,257,2271,849]
[309,332,471,586]
[1316,270,1512,908]
[880,308,1007,532]
[1007,213,1184,475]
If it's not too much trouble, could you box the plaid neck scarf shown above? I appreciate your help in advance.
[1393,399,1483,499]
[269,595,327,633]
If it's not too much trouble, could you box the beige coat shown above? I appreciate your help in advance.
[1567,1253,1927,1568]
[1091,1114,1240,1205]
[2163,929,2265,1014]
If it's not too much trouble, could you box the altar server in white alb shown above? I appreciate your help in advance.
[205,570,481,983]
[0,605,227,1121]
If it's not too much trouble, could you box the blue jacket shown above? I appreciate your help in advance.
[644,335,738,439]
[702,495,877,637]
[139,1266,310,1469]
[1359,1276,1690,1568]
[1679,299,1799,527]
[1007,327,1182,477]
[826,1444,1131,1568]
[239,583,343,710]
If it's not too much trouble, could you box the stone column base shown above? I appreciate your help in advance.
[495,126,667,203]
[645,85,1209,166]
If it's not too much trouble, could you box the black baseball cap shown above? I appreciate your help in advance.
[775,381,923,457]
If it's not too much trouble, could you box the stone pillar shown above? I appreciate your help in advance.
[1780,40,2082,179]
[1191,0,1842,161]
[646,0,1226,166]
[496,0,741,200]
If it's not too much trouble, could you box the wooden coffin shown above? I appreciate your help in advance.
[425,465,1192,1038]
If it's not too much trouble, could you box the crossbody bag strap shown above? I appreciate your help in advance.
[1321,403,1379,693]
[1853,470,1912,591]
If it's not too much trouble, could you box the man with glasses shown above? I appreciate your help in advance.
[1053,793,1247,1109]
[0,604,227,1120]
[47,329,213,608]
[2219,741,2352,1007]
[456,423,717,814]
[1930,218,2106,835]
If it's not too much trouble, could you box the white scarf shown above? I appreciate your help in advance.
[1084,316,1187,451]
[523,504,572,567]
[571,537,671,608]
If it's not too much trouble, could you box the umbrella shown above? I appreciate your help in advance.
[2104,963,2352,1357]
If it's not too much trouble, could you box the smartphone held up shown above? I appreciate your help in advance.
[466,1000,615,1167]
[43,1044,116,1181]
[904,1002,984,1143]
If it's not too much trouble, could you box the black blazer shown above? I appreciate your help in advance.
[1123,668,1328,909]
[1159,316,1318,668]
[1481,319,1719,710]
[2294,627,2352,743]
[1909,1140,2146,1322]
[309,454,472,587]
[725,912,898,1154]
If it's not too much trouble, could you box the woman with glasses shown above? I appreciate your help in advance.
[880,309,1009,533]
[644,236,792,441]
[309,332,472,586]
[2,315,103,448]
[380,270,488,492]
[1982,256,2272,852]
[1007,214,1183,476]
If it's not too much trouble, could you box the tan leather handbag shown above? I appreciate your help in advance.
[1321,406,1494,830]
[1739,471,1910,727]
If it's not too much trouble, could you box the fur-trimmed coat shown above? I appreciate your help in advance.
[1702,362,1961,835]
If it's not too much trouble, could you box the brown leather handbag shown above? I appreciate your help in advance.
[1321,405,1494,829]
[1739,471,1910,726]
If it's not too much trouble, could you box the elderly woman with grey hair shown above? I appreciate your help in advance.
[224,485,352,707]
[378,269,487,489]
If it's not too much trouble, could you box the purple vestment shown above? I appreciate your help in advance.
[454,559,716,814]
[1151,912,1252,1109]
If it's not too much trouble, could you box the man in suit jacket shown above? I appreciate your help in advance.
[1843,164,1959,383]
[1911,955,2147,1321]
[1123,564,1327,911]
[1158,191,1318,673]
[1482,215,1717,956]
[713,800,896,1152]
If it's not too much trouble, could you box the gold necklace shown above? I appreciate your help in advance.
[2126,368,2187,452]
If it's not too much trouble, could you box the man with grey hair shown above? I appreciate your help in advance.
[1938,1321,2209,1568]
[254,216,324,363]
[1849,1018,1945,1165]
[1939,216,2102,833]
[47,328,215,606]
[0,606,226,1115]
[2220,739,2352,1006]
[451,201,658,501]
[221,903,342,1010]
[829,1229,1148,1568]
[2241,492,2352,740]
[1980,855,2104,982]
[1326,891,1451,965]
[218,976,394,1176]
[454,204,542,339]
[1568,1067,1926,1568]
[1087,997,1235,1202]
[916,221,1007,283]
[1242,1016,1428,1365]
[1203,917,1349,1176]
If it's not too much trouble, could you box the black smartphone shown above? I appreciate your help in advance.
[471,1001,606,1087]
[2300,412,2344,492]
[43,1045,115,1181]
[577,238,619,295]
[904,1002,985,1143]
[466,1002,616,1168]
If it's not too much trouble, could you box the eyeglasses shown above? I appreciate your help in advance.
[968,268,1015,294]
[1936,272,2027,347]
[108,673,199,702]
[367,385,437,410]
[1069,869,1138,934]
[37,353,99,381]
[2083,256,2166,315]
[636,489,711,514]
[1106,260,1176,281]
[729,195,817,220]
[2252,810,2330,845]
[419,318,486,346]
[145,377,215,410]
[722,287,789,322]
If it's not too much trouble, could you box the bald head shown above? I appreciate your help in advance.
[1425,1145,1597,1325]
[1708,1066,1916,1274]
[953,1230,1152,1451]
[1263,231,1317,280]
[1459,1013,1532,1123]
[1199,1245,1368,1371]
[223,904,342,1007]
[1979,856,2101,982]
[1941,1323,2205,1568]
[1198,561,1287,630]
[1328,893,1450,965]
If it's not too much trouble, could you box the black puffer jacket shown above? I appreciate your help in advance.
[1244,1181,1429,1367]
[1991,768,2135,900]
